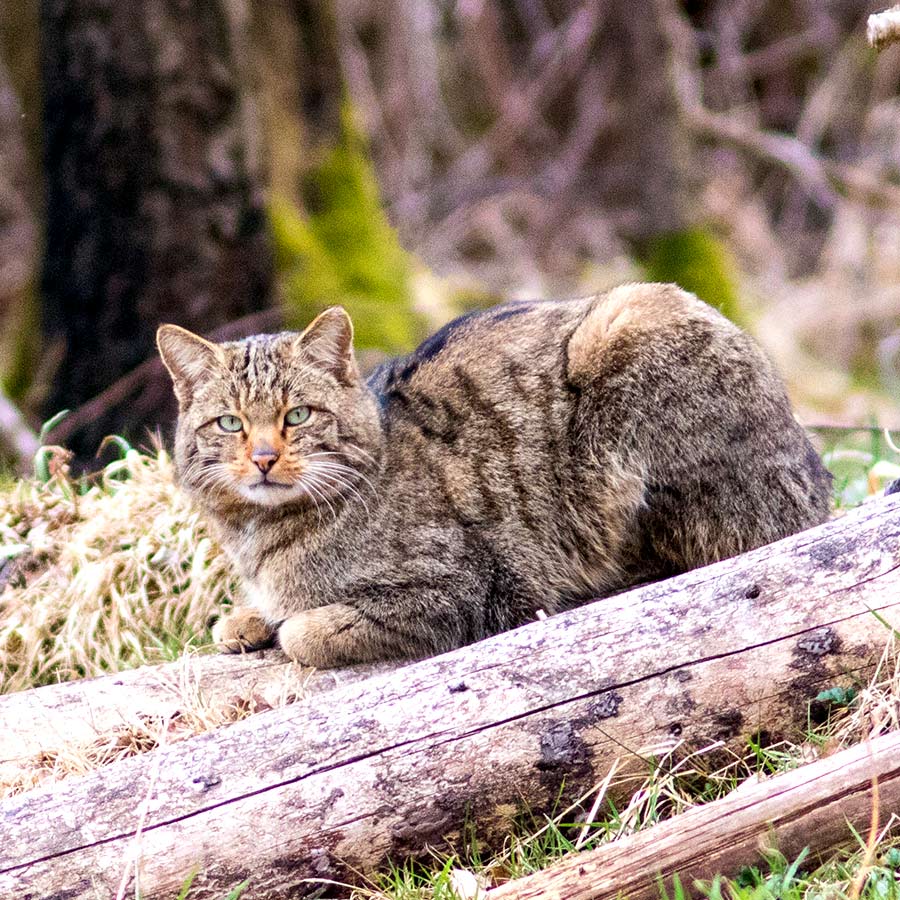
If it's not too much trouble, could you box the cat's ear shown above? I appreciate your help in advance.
[157,324,226,402]
[297,307,359,385]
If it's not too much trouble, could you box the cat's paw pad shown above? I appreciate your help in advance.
[212,608,275,653]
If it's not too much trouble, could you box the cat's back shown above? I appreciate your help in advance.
[368,297,588,404]
[367,284,741,417]
[365,284,830,551]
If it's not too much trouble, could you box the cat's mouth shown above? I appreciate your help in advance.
[239,477,303,507]
[249,478,292,490]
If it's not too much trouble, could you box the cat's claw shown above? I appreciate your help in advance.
[212,608,276,653]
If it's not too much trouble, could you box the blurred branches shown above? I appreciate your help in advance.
[322,0,900,284]
[656,0,900,211]
[2,0,900,452]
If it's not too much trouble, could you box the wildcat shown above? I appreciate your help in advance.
[157,283,832,668]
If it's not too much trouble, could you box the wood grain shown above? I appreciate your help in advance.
[0,648,389,785]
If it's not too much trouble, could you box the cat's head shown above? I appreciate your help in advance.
[157,307,382,513]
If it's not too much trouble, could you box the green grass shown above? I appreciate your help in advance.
[164,869,249,900]
[813,425,900,508]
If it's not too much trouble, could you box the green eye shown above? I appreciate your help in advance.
[285,406,312,426]
[217,414,243,433]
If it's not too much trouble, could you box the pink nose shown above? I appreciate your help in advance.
[251,448,279,474]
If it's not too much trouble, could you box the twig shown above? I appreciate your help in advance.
[0,388,39,472]
[868,6,900,51]
[575,760,619,850]
[114,715,171,900]
[736,23,838,81]
[848,755,880,900]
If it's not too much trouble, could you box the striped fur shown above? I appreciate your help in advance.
[158,284,832,667]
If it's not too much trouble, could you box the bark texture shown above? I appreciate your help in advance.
[2,497,900,899]
[489,730,900,900]
[39,0,274,453]
[0,53,36,327]
[0,650,387,786]
[0,45,38,407]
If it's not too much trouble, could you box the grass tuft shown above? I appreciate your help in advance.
[0,439,237,694]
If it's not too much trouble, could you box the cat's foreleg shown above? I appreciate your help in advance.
[213,606,278,652]
[278,600,458,668]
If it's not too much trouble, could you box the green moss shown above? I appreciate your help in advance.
[0,280,39,401]
[640,228,745,326]
[848,320,884,393]
[271,109,424,352]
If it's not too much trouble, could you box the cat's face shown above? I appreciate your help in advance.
[157,308,382,512]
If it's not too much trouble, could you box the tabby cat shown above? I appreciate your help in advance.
[158,283,832,668]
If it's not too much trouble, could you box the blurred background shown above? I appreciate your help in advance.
[1,0,899,471]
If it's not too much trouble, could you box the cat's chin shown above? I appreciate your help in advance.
[237,481,306,507]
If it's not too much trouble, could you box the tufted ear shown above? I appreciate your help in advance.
[296,307,359,385]
[157,324,226,403]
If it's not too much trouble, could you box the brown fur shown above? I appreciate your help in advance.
[158,284,832,667]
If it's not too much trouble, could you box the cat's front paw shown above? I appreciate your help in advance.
[212,607,276,653]
[278,605,363,668]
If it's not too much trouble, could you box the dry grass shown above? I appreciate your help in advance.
[0,649,310,799]
[834,632,900,749]
[0,443,237,694]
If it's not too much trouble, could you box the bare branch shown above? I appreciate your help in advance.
[868,6,900,51]
[656,0,900,211]
[0,390,38,473]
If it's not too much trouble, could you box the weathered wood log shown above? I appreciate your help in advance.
[3,497,900,900]
[0,650,389,788]
[489,729,900,900]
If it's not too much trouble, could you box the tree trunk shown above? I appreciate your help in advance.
[489,730,900,900]
[0,45,38,407]
[591,0,693,243]
[248,0,343,209]
[39,0,274,455]
[2,498,900,899]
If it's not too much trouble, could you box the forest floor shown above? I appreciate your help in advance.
[2,436,900,899]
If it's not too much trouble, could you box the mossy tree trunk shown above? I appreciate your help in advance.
[0,40,39,403]
[39,0,274,453]
[249,0,424,353]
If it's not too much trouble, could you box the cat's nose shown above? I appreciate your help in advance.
[251,447,280,474]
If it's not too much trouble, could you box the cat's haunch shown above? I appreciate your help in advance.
[158,283,832,668]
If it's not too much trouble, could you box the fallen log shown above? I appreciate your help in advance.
[3,496,900,900]
[0,648,388,787]
[488,729,900,900]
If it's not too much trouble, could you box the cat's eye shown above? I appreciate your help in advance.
[217,414,244,433]
[284,406,312,427]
